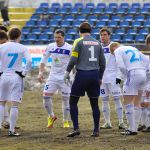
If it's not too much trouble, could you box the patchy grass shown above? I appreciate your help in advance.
[0,91,150,150]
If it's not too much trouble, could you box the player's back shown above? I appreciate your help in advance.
[0,41,27,73]
[75,35,104,71]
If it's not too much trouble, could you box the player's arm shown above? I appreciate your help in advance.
[38,46,51,82]
[98,44,106,81]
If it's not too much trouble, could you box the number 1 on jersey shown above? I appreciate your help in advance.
[8,53,18,68]
[89,46,97,61]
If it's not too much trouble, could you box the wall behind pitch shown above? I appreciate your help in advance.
[9,0,150,7]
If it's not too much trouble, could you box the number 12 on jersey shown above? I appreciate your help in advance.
[8,53,18,68]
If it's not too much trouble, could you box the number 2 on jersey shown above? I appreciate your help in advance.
[89,46,97,61]
[125,50,141,63]
[8,53,18,68]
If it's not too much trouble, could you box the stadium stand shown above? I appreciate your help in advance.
[17,2,150,45]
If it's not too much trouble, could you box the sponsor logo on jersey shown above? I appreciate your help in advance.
[83,41,99,45]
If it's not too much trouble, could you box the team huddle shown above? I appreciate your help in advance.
[0,22,150,137]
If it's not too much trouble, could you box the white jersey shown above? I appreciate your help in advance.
[0,41,32,75]
[41,42,72,81]
[114,46,149,76]
[102,42,122,83]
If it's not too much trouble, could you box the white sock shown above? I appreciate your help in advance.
[147,107,150,127]
[0,105,5,129]
[62,96,70,121]
[125,104,136,132]
[4,105,10,123]
[102,96,111,125]
[141,107,147,126]
[43,96,54,117]
[9,106,18,132]
[114,96,124,124]
[134,107,142,132]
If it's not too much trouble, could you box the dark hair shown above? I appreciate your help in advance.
[79,22,91,33]
[99,27,111,35]
[54,29,65,37]
[0,25,8,32]
[0,30,8,40]
[146,34,150,45]
[8,27,21,40]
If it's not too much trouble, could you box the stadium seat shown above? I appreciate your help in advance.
[76,15,86,21]
[47,8,57,14]
[51,3,61,9]
[120,3,129,9]
[127,29,137,35]
[72,21,82,27]
[92,28,99,35]
[115,29,125,35]
[58,8,68,14]
[135,35,145,43]
[109,3,118,9]
[51,15,63,21]
[119,21,129,28]
[30,15,40,21]
[86,3,95,9]
[93,8,104,14]
[64,15,74,21]
[116,8,126,14]
[105,8,115,14]
[88,15,97,22]
[62,3,72,9]
[139,29,149,35]
[111,35,121,42]
[81,8,91,14]
[40,2,49,8]
[107,21,118,28]
[39,34,49,42]
[74,3,83,9]
[135,15,145,22]
[111,15,121,22]
[27,34,38,42]
[49,20,59,28]
[143,3,150,9]
[122,35,134,43]
[95,21,106,28]
[60,21,71,28]
[25,20,36,28]
[37,20,47,27]
[67,28,78,35]
[65,35,73,42]
[70,7,79,14]
[144,21,150,28]
[43,28,53,35]
[32,28,41,35]
[140,8,149,14]
[124,15,133,22]
[132,21,142,28]
[128,8,139,15]
[22,28,31,35]
[99,15,109,21]
[131,3,141,9]
[35,7,46,15]
[97,3,106,9]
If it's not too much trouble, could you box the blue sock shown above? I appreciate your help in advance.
[90,97,100,132]
[69,96,79,130]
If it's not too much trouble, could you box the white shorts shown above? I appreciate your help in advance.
[0,73,24,102]
[100,82,121,97]
[123,69,146,95]
[43,78,71,96]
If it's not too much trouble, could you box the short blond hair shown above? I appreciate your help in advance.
[109,42,120,53]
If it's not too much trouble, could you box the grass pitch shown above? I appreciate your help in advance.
[0,91,150,150]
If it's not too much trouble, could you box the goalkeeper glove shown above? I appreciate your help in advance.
[116,78,121,84]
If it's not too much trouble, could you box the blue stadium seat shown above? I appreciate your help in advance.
[49,20,59,28]
[135,35,145,43]
[92,28,99,35]
[144,21,150,28]
[39,34,49,42]
[107,21,118,28]
[88,15,97,22]
[22,28,31,35]
[67,28,78,35]
[21,35,26,42]
[127,29,137,35]
[111,35,121,42]
[131,3,141,9]
[37,20,47,27]
[65,35,73,42]
[124,15,133,22]
[27,35,38,42]
[143,3,150,9]
[95,21,106,28]
[58,8,68,14]
[93,8,104,14]
[35,7,46,15]
[70,8,79,14]
[132,21,142,28]
[76,15,86,21]
[111,15,121,22]
[47,8,57,14]
[60,21,71,28]
[109,3,118,9]
[105,8,114,14]
[40,2,49,8]
[43,28,53,35]
[139,29,149,35]
[116,8,126,14]
[115,29,125,35]
[86,3,95,9]
[25,20,36,28]
[72,21,82,27]
[81,8,91,14]
[51,15,63,21]
[122,35,134,43]
[32,28,41,35]
[64,15,74,21]
[51,3,61,9]
[97,3,106,9]
[128,8,138,15]
[30,15,40,21]
[74,3,83,9]
[140,8,149,14]
[63,3,72,9]
[120,3,129,9]
[99,15,109,21]
[119,21,129,28]
[135,15,145,22]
